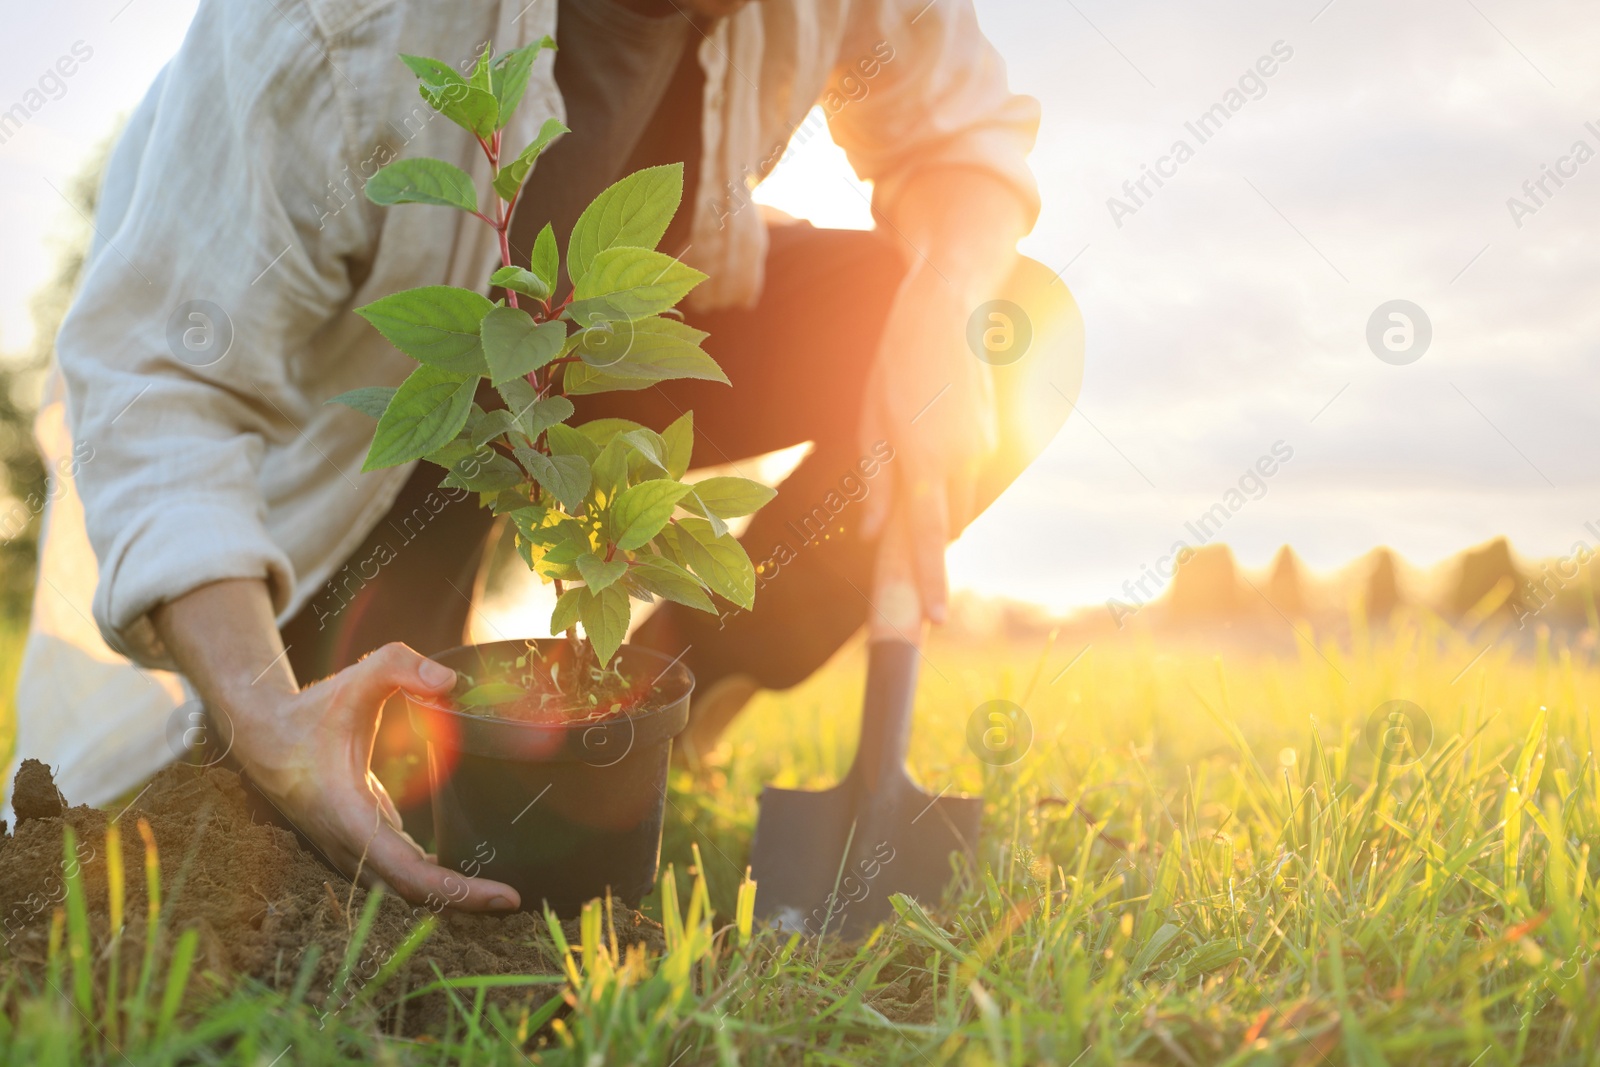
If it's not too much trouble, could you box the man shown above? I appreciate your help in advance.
[20,0,1080,911]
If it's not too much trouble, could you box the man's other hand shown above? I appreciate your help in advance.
[151,580,520,913]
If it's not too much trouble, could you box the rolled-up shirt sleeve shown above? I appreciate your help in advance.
[56,0,369,667]
[826,0,1042,232]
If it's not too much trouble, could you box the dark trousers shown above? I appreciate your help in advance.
[280,223,1081,810]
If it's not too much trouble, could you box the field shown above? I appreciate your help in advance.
[1,612,1597,1066]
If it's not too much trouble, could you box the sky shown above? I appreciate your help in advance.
[3,0,1598,614]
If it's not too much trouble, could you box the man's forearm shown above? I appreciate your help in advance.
[887,167,1032,300]
[149,578,298,731]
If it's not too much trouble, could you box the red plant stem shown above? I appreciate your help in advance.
[469,133,520,308]
[470,100,582,648]
[497,225,518,309]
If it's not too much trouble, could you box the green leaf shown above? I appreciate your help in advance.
[578,584,631,667]
[611,479,692,551]
[652,525,692,570]
[661,411,694,480]
[491,266,551,302]
[618,571,657,604]
[471,408,519,447]
[567,247,706,321]
[399,54,464,87]
[365,158,478,213]
[681,477,776,520]
[490,488,533,515]
[495,376,539,421]
[1130,923,1185,977]
[563,317,729,394]
[443,450,524,493]
[567,316,639,371]
[493,380,573,443]
[507,505,553,538]
[459,682,526,708]
[489,37,555,128]
[534,526,588,572]
[328,387,396,420]
[631,555,714,613]
[619,428,668,475]
[575,418,646,451]
[356,286,492,374]
[589,438,630,501]
[467,44,493,93]
[423,437,480,470]
[518,449,591,511]
[667,517,757,610]
[531,223,559,292]
[363,365,476,471]
[550,587,582,635]
[576,553,628,592]
[520,396,575,441]
[566,164,683,285]
[494,117,569,201]
[546,422,600,462]
[480,306,566,386]
[418,81,500,139]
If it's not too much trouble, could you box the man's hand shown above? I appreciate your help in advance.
[151,579,520,912]
[859,264,994,629]
[860,169,1031,633]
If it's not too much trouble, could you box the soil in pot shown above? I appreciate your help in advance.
[409,640,694,918]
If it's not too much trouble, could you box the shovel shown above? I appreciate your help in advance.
[747,638,982,938]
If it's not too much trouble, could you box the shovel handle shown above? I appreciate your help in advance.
[849,639,920,790]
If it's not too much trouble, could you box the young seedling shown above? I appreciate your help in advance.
[334,40,772,709]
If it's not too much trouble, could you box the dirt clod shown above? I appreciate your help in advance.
[11,758,65,823]
[0,761,664,1034]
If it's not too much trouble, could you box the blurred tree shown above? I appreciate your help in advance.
[1449,536,1524,623]
[0,137,112,621]
[1170,543,1242,621]
[1364,547,1401,622]
[1264,544,1307,618]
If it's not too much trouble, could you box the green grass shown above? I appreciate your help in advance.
[3,610,1599,1065]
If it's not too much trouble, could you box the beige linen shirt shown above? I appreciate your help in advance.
[16,0,1038,804]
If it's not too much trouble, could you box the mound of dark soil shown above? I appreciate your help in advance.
[0,761,664,1033]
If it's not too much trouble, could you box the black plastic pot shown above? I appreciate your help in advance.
[405,639,692,916]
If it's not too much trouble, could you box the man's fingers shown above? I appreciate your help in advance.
[948,469,979,535]
[869,510,920,639]
[328,642,456,718]
[362,823,521,913]
[367,773,407,833]
[860,459,894,539]
[908,482,950,625]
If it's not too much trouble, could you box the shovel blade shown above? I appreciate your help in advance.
[747,783,857,936]
[749,780,982,939]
